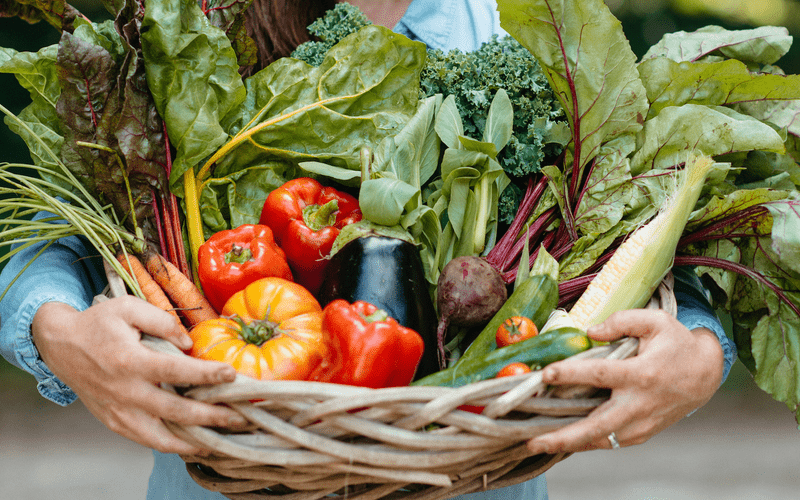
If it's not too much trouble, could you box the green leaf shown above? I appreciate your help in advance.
[695,239,741,308]
[297,161,362,182]
[0,45,63,173]
[750,296,800,418]
[574,135,635,235]
[457,135,499,158]
[765,201,800,271]
[482,88,513,153]
[202,0,257,68]
[631,104,785,174]
[639,58,800,118]
[558,222,623,281]
[211,25,425,180]
[641,25,793,65]
[735,99,800,139]
[434,94,465,150]
[141,0,246,189]
[359,177,417,227]
[497,0,649,178]
[0,0,80,30]
[529,245,559,282]
[376,94,442,188]
[687,187,784,233]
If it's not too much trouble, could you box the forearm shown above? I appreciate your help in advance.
[673,266,736,382]
[0,231,104,405]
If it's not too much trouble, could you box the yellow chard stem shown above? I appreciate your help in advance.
[568,154,717,331]
[184,168,204,276]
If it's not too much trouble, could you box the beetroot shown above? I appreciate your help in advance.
[435,256,508,367]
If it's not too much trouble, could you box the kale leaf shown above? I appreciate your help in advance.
[420,36,568,182]
[290,3,371,66]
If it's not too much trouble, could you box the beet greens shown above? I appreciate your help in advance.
[495,0,800,420]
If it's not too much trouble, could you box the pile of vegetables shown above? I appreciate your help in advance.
[1,0,800,420]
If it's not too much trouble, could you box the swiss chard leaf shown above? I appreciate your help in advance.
[210,25,424,180]
[141,0,246,190]
[0,44,63,176]
[639,58,800,119]
[641,25,793,65]
[0,0,80,30]
[56,22,168,240]
[630,104,785,174]
[496,0,648,200]
[201,0,257,68]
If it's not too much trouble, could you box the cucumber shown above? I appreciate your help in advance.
[412,328,591,388]
[456,274,558,365]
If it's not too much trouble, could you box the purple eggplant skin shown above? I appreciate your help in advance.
[317,235,440,380]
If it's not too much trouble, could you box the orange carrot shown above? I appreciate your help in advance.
[144,251,219,326]
[116,253,190,337]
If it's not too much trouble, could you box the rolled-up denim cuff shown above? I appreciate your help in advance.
[11,293,88,406]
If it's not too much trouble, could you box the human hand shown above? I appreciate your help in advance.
[31,296,246,455]
[526,309,724,454]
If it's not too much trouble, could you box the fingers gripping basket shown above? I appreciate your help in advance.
[100,264,677,500]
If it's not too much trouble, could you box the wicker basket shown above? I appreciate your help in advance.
[98,263,677,500]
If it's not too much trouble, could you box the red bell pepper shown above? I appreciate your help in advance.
[311,299,424,388]
[197,224,293,312]
[259,177,361,295]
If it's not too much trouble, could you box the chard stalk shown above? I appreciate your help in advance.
[184,168,203,276]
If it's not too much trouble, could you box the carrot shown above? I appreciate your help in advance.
[116,253,190,337]
[144,251,219,326]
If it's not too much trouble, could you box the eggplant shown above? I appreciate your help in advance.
[317,235,440,380]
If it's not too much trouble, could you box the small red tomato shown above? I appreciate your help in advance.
[496,362,532,378]
[495,316,539,348]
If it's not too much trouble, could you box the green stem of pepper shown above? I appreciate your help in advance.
[225,243,253,264]
[302,200,339,231]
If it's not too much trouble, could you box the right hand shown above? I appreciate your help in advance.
[32,296,247,455]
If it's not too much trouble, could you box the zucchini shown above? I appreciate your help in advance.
[412,327,591,388]
[456,274,558,365]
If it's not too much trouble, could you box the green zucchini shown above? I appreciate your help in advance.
[456,274,558,365]
[411,327,591,388]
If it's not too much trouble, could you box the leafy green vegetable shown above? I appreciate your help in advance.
[141,0,246,190]
[494,0,800,420]
[291,3,569,223]
[420,35,569,183]
[641,25,793,66]
[290,2,372,67]
[0,0,80,30]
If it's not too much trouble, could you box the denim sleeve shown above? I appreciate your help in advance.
[0,213,106,406]
[672,266,737,383]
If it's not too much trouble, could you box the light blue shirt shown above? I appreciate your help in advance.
[0,1,734,499]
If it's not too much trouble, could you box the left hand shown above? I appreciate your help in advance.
[526,308,724,454]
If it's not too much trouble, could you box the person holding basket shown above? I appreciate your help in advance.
[0,1,736,499]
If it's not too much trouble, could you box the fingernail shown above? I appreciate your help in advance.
[228,415,248,427]
[541,366,557,382]
[217,367,236,383]
[179,335,193,351]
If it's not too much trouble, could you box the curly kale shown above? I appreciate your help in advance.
[291,3,372,66]
[292,7,568,222]
[421,36,568,181]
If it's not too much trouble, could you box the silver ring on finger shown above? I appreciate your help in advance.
[607,432,621,449]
